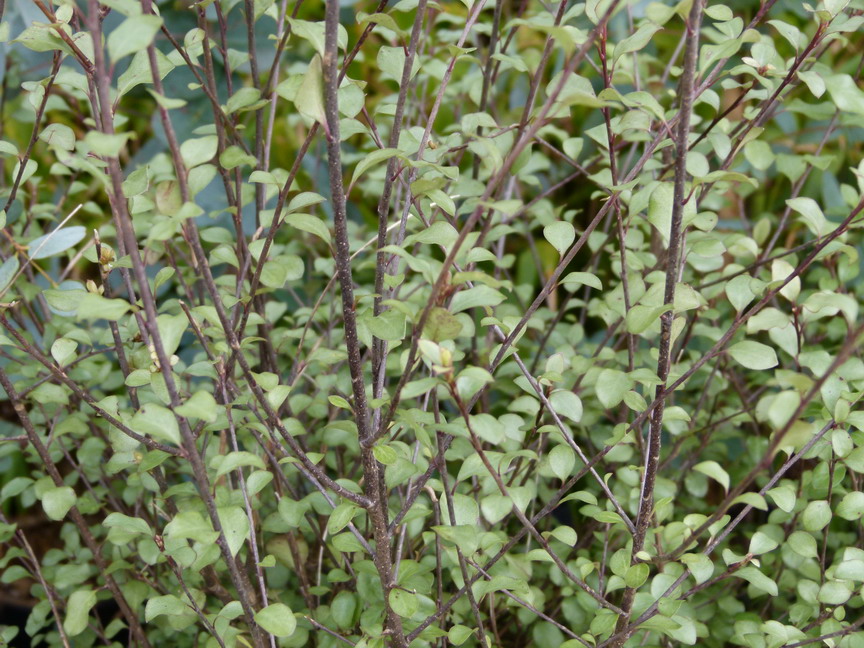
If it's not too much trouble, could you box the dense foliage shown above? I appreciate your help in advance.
[1,0,864,646]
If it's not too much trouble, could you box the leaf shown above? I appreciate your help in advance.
[748,531,778,555]
[625,563,650,588]
[76,294,131,321]
[372,444,398,465]
[801,500,831,532]
[826,74,864,116]
[560,272,602,291]
[180,136,218,169]
[595,369,633,408]
[295,55,327,129]
[226,87,261,113]
[108,15,163,62]
[481,494,512,524]
[693,461,730,492]
[211,451,265,478]
[165,511,219,544]
[613,24,662,63]
[727,341,778,370]
[39,123,75,151]
[449,625,473,646]
[51,338,77,365]
[787,531,818,558]
[450,285,505,313]
[330,591,357,630]
[378,46,420,84]
[766,485,796,513]
[28,226,86,260]
[42,486,76,521]
[131,404,181,445]
[786,197,829,236]
[836,492,864,521]
[0,256,20,294]
[350,148,402,188]
[543,221,575,257]
[176,390,219,422]
[736,567,778,596]
[103,513,152,537]
[156,314,187,356]
[327,503,358,534]
[255,603,297,637]
[424,307,462,342]
[389,588,418,618]
[549,390,582,423]
[63,589,97,637]
[284,214,331,245]
[548,444,575,481]
[217,506,250,557]
[145,595,187,621]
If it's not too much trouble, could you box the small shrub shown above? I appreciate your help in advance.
[0,0,864,647]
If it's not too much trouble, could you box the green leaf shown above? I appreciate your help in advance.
[327,503,357,534]
[42,486,76,521]
[180,136,218,169]
[693,461,730,492]
[389,588,418,618]
[285,214,331,244]
[108,15,163,61]
[548,444,575,481]
[350,148,403,188]
[448,625,474,645]
[176,390,219,423]
[226,87,261,113]
[560,271,602,291]
[165,511,218,544]
[727,341,778,370]
[786,197,829,236]
[736,566,778,596]
[801,500,831,532]
[625,563,650,588]
[39,123,75,151]
[145,594,187,621]
[549,390,582,423]
[836,491,864,521]
[766,485,796,513]
[424,307,463,341]
[211,451,266,478]
[63,589,97,636]
[330,591,357,630]
[378,46,420,84]
[0,256,19,294]
[450,285,505,313]
[595,369,633,408]
[218,506,250,556]
[613,24,662,63]
[28,226,86,260]
[826,74,864,116]
[255,603,297,637]
[295,55,326,128]
[131,404,181,445]
[748,531,778,555]
[543,221,575,257]
[76,294,131,321]
[787,531,818,558]
[372,444,398,465]
[818,581,852,605]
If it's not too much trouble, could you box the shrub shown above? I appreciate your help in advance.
[0,0,863,646]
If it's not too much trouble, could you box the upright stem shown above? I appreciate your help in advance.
[322,2,406,645]
[612,0,704,641]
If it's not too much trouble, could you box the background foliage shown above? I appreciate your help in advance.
[1,0,864,647]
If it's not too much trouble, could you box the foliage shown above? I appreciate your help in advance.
[0,0,863,647]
